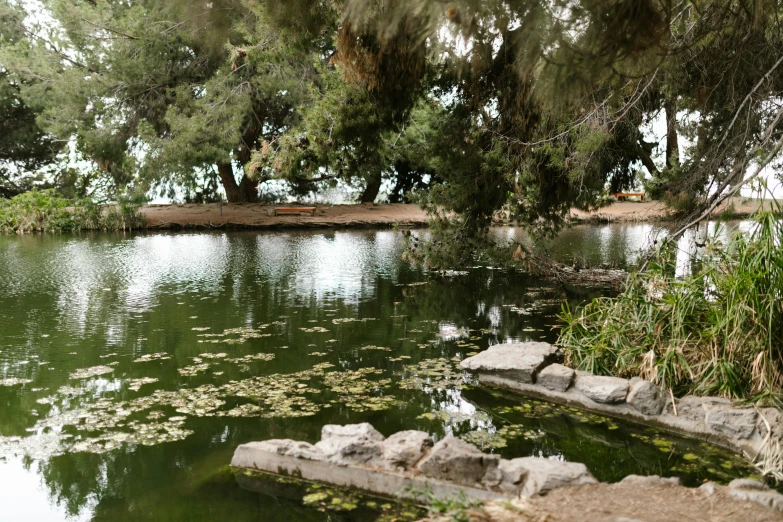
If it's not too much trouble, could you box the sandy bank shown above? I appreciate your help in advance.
[140,202,429,229]
[138,197,776,230]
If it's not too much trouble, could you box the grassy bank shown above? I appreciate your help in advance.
[558,210,783,405]
[0,190,143,234]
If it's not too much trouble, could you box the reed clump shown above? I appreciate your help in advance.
[559,210,783,405]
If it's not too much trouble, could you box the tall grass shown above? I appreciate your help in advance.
[558,210,783,405]
[0,189,144,234]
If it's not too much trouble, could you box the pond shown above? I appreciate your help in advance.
[0,227,759,521]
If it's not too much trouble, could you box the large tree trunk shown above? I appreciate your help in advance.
[216,162,259,203]
[360,172,382,203]
[389,162,411,203]
[217,162,241,202]
[665,99,679,170]
[238,174,259,203]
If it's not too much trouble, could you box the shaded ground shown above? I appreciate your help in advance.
[423,481,782,522]
[138,197,776,230]
[570,196,776,223]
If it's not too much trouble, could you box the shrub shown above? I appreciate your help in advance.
[0,189,144,234]
[558,210,783,405]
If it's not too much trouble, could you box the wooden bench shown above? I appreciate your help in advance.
[274,206,317,216]
[613,192,645,201]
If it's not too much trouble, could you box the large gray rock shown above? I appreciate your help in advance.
[315,423,385,465]
[728,478,783,511]
[704,404,757,439]
[459,342,562,383]
[417,435,500,486]
[626,378,666,415]
[382,430,433,471]
[575,374,629,403]
[499,457,596,496]
[537,363,574,392]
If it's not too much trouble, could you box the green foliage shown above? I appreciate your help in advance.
[4,0,783,225]
[558,210,783,404]
[0,1,60,196]
[0,189,143,233]
[413,489,482,522]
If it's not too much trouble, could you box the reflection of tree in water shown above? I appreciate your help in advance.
[0,231,622,520]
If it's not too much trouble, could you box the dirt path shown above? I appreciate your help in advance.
[138,197,776,230]
[423,479,783,522]
[570,196,775,223]
[140,202,429,229]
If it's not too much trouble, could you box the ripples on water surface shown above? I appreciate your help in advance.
[0,228,758,521]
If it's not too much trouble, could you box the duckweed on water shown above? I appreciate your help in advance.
[0,359,416,459]
[461,430,508,450]
[225,353,275,364]
[133,352,171,363]
[398,358,473,390]
[69,366,115,379]
[128,377,159,391]
[0,378,32,386]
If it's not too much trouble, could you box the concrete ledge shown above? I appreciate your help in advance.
[230,422,783,515]
[230,423,597,502]
[231,444,507,502]
[478,374,759,457]
[460,342,783,478]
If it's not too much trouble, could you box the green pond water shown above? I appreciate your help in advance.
[0,227,759,521]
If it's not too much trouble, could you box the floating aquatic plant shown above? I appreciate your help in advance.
[133,353,171,363]
[398,358,472,390]
[69,366,114,380]
[0,378,32,386]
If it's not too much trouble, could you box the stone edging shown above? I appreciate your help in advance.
[460,342,783,479]
[232,423,597,501]
[230,422,783,514]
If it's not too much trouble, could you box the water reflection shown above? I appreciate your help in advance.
[0,227,760,521]
[496,220,752,274]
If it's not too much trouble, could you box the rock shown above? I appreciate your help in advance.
[574,374,629,403]
[315,423,385,465]
[537,363,574,392]
[382,430,433,471]
[620,474,680,486]
[729,478,769,491]
[236,439,325,461]
[626,378,666,415]
[668,395,709,423]
[703,404,757,439]
[497,459,529,492]
[728,478,783,511]
[499,457,596,496]
[460,342,562,383]
[417,436,500,486]
[757,407,783,440]
[698,482,718,496]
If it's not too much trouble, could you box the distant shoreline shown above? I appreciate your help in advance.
[137,197,776,230]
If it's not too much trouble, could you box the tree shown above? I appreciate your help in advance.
[0,1,59,198]
[0,0,332,202]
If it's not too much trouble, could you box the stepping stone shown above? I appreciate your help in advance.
[460,342,562,383]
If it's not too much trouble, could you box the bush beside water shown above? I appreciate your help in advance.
[559,211,783,405]
[0,189,144,233]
